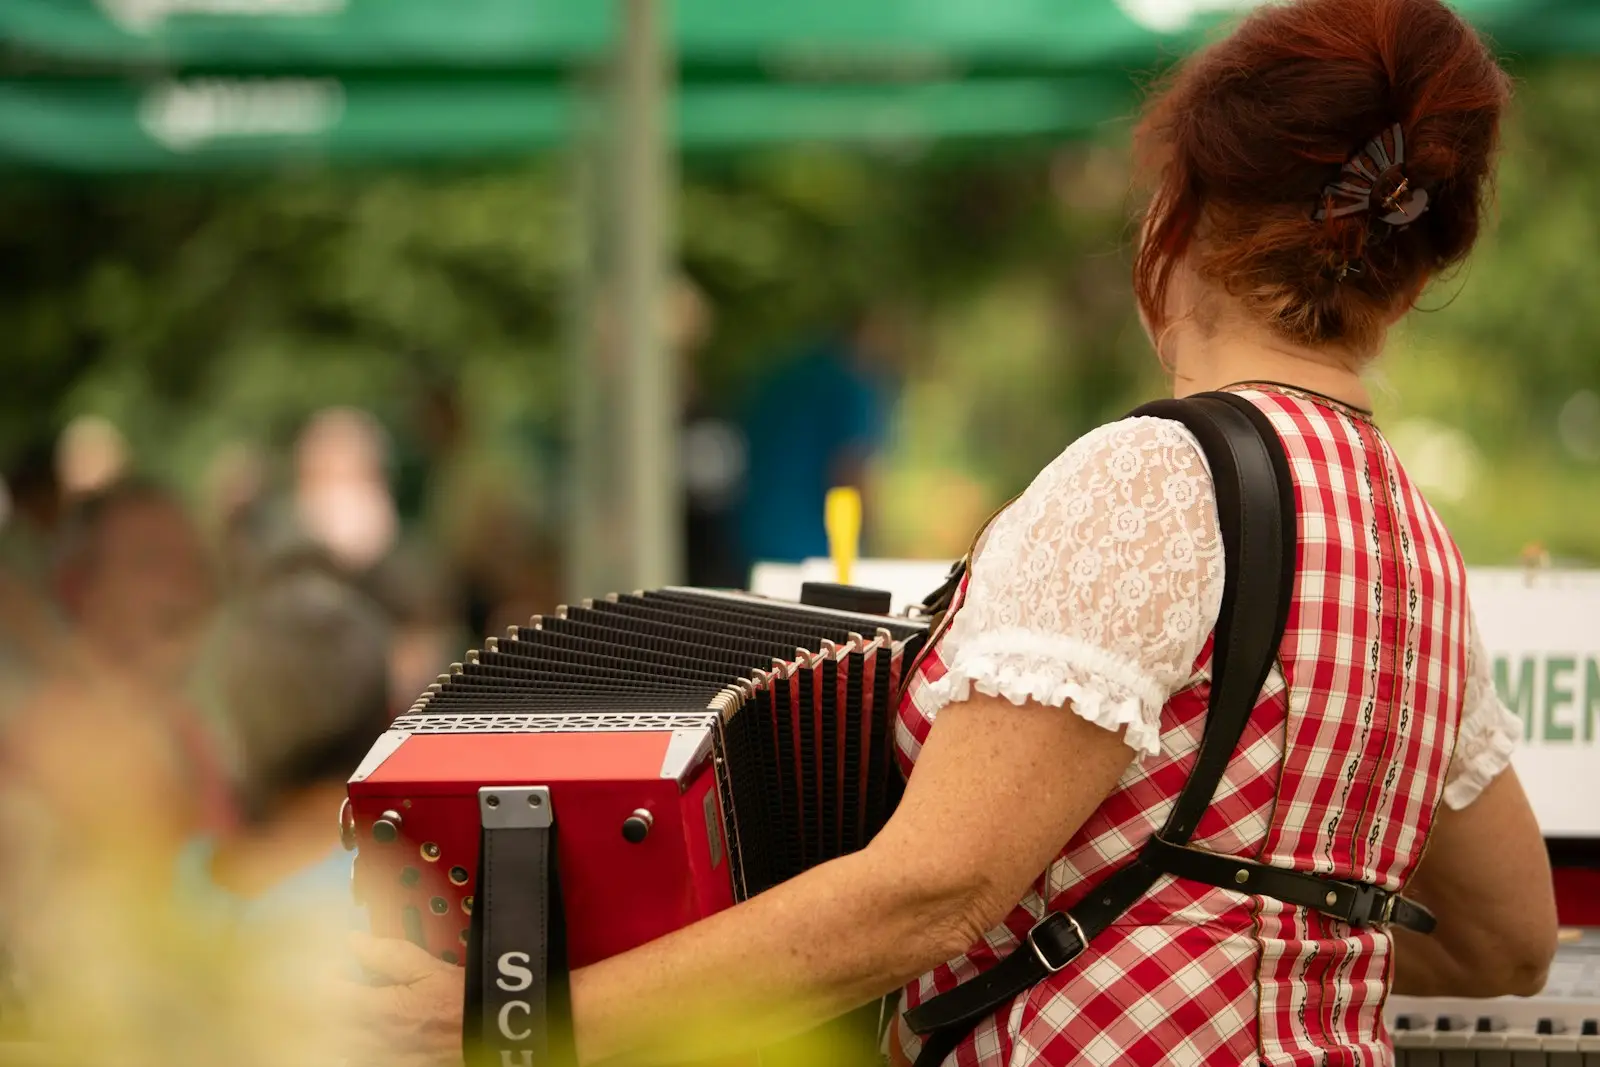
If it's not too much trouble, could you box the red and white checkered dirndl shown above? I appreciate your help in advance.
[892,388,1469,1067]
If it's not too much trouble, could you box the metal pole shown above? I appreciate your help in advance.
[614,0,681,591]
[562,67,610,602]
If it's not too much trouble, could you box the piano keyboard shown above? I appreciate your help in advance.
[1385,931,1600,1065]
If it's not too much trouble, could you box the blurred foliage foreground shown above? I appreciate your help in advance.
[1,848,354,1065]
[2,61,1598,566]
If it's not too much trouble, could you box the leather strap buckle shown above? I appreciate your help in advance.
[1026,912,1086,974]
[1346,883,1397,927]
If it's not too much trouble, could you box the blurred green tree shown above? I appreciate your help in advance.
[0,59,1596,565]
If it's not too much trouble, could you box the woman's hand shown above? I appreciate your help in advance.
[335,933,466,1067]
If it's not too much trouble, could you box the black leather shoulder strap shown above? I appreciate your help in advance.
[1131,392,1296,844]
[903,392,1297,1065]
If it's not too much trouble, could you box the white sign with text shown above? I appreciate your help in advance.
[1469,568,1600,838]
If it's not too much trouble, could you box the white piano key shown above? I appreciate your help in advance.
[1394,1028,1439,1067]
[1468,1030,1511,1067]
[1545,1031,1592,1067]
[1431,1027,1475,1067]
[1506,1030,1548,1067]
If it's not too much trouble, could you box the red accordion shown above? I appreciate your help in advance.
[344,587,926,1064]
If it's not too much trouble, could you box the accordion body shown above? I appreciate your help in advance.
[344,587,926,1057]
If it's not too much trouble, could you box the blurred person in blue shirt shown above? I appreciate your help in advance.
[737,304,910,568]
[176,546,391,932]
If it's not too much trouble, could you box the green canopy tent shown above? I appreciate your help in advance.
[0,74,1136,171]
[5,0,1594,594]
[5,0,1598,74]
[7,0,1597,173]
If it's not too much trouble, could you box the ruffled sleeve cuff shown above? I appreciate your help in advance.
[1441,702,1520,810]
[920,628,1168,759]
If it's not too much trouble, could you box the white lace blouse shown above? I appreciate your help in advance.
[918,415,1518,810]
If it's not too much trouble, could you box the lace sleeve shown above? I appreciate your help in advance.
[922,417,1226,758]
[1441,609,1520,810]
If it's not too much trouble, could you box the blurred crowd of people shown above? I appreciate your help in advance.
[0,387,558,1062]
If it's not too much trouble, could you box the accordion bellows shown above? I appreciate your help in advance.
[345,588,926,970]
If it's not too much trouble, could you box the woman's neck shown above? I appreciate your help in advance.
[1168,331,1374,412]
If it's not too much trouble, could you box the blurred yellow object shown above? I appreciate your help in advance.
[825,487,862,586]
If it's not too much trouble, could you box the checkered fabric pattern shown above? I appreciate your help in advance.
[891,388,1468,1067]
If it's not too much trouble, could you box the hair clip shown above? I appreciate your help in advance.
[1313,123,1430,227]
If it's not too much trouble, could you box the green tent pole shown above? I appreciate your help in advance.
[614,0,681,590]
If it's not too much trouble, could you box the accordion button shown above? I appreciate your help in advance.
[622,809,654,843]
[372,810,402,843]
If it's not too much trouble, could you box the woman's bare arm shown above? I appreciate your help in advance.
[1391,767,1558,998]
[565,693,1136,1064]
